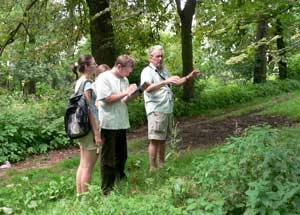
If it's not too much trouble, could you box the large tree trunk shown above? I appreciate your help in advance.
[276,18,287,79]
[253,16,268,84]
[175,0,196,102]
[85,0,116,67]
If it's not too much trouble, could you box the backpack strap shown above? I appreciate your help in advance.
[77,80,91,94]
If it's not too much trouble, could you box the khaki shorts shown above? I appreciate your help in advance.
[77,131,98,150]
[147,112,173,141]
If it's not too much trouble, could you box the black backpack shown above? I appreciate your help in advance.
[64,80,91,139]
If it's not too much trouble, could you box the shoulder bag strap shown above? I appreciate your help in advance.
[148,66,170,88]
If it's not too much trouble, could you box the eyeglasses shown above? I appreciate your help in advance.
[89,62,98,67]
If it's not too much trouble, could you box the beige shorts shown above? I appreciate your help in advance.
[147,112,173,141]
[77,131,97,150]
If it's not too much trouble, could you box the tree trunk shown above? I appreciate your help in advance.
[23,35,37,96]
[85,0,116,67]
[253,16,268,84]
[175,0,196,101]
[275,18,287,79]
[23,80,36,97]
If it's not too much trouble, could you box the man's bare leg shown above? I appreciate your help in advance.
[157,141,166,168]
[148,140,158,171]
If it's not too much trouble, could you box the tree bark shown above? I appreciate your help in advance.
[275,18,287,79]
[175,0,196,101]
[253,16,268,84]
[85,0,116,67]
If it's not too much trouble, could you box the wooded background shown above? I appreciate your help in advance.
[0,0,299,101]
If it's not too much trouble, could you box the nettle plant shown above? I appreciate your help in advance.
[190,125,300,214]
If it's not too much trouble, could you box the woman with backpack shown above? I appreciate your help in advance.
[71,54,102,196]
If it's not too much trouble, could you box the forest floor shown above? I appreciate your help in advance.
[2,108,299,172]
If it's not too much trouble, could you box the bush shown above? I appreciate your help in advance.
[190,125,300,214]
[128,97,147,128]
[287,54,300,80]
[0,93,71,163]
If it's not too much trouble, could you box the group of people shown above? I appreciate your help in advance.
[71,45,199,196]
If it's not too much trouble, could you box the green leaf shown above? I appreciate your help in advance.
[0,207,13,214]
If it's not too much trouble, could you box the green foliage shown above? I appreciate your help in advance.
[0,170,74,214]
[110,0,175,55]
[2,78,300,163]
[127,59,148,86]
[1,125,299,214]
[287,54,300,80]
[127,97,147,128]
[173,79,300,117]
[0,0,87,93]
[191,125,300,214]
[261,96,300,118]
[0,93,71,163]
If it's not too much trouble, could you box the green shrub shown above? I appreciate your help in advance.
[287,54,300,80]
[128,98,147,128]
[0,94,71,163]
[191,125,300,214]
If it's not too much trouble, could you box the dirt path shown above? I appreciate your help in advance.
[178,111,298,149]
[1,110,298,172]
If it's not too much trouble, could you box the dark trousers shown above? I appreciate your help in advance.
[100,129,127,195]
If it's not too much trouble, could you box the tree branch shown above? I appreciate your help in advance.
[0,0,39,56]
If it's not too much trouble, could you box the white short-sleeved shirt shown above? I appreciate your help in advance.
[140,63,173,115]
[95,70,130,129]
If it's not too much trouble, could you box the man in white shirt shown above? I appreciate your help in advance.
[95,55,137,195]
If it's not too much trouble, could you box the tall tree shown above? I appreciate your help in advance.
[253,15,268,83]
[175,0,196,101]
[194,0,299,83]
[85,0,116,66]
[275,18,287,79]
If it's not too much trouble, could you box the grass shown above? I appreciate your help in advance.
[1,129,299,214]
[0,141,214,214]
[200,91,300,120]
[1,91,300,214]
[260,95,300,118]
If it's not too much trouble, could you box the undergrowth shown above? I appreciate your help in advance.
[2,79,300,163]
[1,125,299,214]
